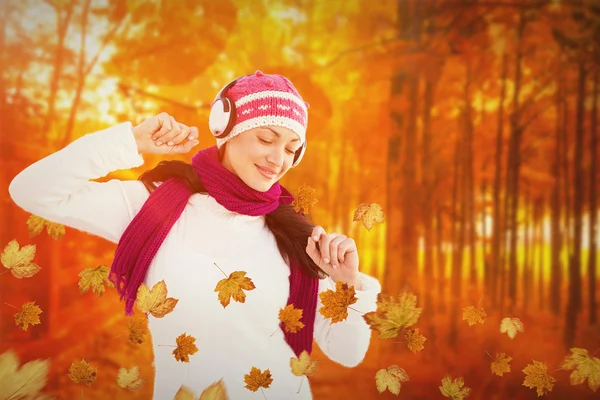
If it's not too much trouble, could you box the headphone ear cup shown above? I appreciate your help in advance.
[291,141,306,167]
[209,98,235,139]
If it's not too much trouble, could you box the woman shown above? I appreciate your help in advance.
[9,71,381,399]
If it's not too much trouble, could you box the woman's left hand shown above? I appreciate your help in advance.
[305,225,362,290]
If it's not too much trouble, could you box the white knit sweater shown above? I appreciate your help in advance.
[8,122,382,399]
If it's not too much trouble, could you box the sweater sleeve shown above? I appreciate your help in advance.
[313,272,381,367]
[8,122,150,244]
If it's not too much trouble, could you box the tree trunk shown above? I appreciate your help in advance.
[436,205,447,314]
[464,61,477,288]
[589,70,598,325]
[562,90,572,259]
[422,78,435,311]
[550,77,563,317]
[492,53,509,308]
[565,62,586,348]
[523,191,532,312]
[536,198,545,311]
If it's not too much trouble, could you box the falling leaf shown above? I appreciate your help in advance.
[78,265,114,297]
[117,366,145,390]
[1,239,41,279]
[244,367,273,392]
[173,333,199,363]
[375,365,409,395]
[439,374,470,400]
[522,360,555,396]
[214,271,256,308]
[68,360,97,386]
[199,379,230,400]
[491,353,512,377]
[0,348,50,400]
[363,292,422,339]
[128,317,148,344]
[135,280,179,318]
[500,317,524,339]
[405,328,427,353]
[291,184,318,214]
[462,306,486,326]
[318,280,358,323]
[279,304,305,333]
[290,350,319,377]
[14,301,43,331]
[353,203,385,231]
[561,348,600,392]
[27,215,65,240]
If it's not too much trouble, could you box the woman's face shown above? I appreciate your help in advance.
[220,126,302,192]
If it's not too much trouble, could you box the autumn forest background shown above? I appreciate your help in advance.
[1,0,600,399]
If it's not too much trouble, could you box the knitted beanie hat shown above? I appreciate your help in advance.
[212,70,309,148]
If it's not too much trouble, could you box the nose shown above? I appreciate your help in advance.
[266,146,285,169]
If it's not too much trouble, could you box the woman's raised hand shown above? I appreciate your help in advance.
[133,112,199,155]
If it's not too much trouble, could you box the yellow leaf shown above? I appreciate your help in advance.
[243,367,273,392]
[500,317,524,339]
[128,317,148,344]
[405,328,427,353]
[353,203,385,231]
[522,360,556,396]
[491,353,512,377]
[290,350,319,377]
[291,184,318,214]
[561,348,600,392]
[279,304,305,333]
[68,359,97,386]
[318,281,358,323]
[214,270,256,308]
[78,265,115,297]
[173,385,196,400]
[135,280,179,318]
[1,239,41,279]
[27,215,66,240]
[14,301,43,331]
[173,333,199,363]
[0,348,50,400]
[375,365,409,395]
[199,379,229,400]
[439,374,471,400]
[117,366,145,390]
[363,292,422,339]
[462,306,486,326]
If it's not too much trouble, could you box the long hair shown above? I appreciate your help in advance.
[138,159,325,279]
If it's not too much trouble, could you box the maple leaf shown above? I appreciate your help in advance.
[14,301,43,331]
[1,239,41,279]
[375,365,409,395]
[405,328,427,353]
[353,203,385,231]
[173,333,199,363]
[500,317,524,339]
[135,280,179,318]
[491,353,512,377]
[291,184,318,214]
[117,366,145,390]
[214,270,256,308]
[363,291,422,339]
[462,306,486,326]
[522,360,555,396]
[279,304,305,333]
[128,317,148,344]
[439,374,471,400]
[68,359,97,386]
[561,348,600,392]
[244,367,273,392]
[27,215,65,240]
[78,265,114,297]
[0,348,50,400]
[318,281,358,323]
[290,350,319,377]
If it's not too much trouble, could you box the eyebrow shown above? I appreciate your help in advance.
[263,127,300,142]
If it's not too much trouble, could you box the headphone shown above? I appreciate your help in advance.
[208,76,307,168]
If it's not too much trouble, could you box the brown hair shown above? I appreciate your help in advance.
[138,160,326,279]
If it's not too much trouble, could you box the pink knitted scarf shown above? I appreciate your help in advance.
[109,145,319,357]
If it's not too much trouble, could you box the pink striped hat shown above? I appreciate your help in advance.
[209,71,309,157]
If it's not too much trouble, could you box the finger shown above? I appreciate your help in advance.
[305,235,321,265]
[311,225,326,242]
[161,115,183,146]
[328,235,346,269]
[337,238,356,264]
[170,123,190,146]
[172,138,200,154]
[152,113,173,143]
[319,233,336,265]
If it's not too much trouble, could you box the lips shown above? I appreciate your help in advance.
[256,165,277,179]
